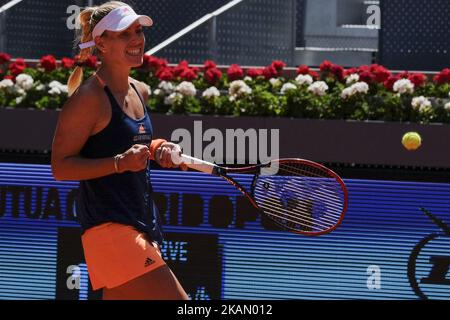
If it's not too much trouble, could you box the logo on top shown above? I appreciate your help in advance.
[138,123,146,134]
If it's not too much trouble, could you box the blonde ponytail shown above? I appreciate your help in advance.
[68,7,97,96]
[68,1,129,96]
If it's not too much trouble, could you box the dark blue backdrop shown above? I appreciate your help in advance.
[0,162,449,299]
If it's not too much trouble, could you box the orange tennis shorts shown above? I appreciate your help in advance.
[81,222,166,290]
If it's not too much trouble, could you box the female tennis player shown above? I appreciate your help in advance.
[51,1,188,300]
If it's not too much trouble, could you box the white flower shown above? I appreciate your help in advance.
[13,86,25,96]
[445,102,450,110]
[341,81,369,99]
[36,84,45,91]
[269,78,282,88]
[341,87,355,99]
[393,79,414,94]
[229,80,252,100]
[353,81,369,94]
[411,96,432,114]
[47,80,67,95]
[15,74,34,91]
[346,73,360,85]
[280,83,297,95]
[48,87,61,95]
[244,76,253,82]
[153,89,162,96]
[295,74,313,86]
[158,81,174,94]
[307,81,328,96]
[176,81,196,97]
[202,86,220,99]
[59,85,68,94]
[164,92,183,106]
[0,79,14,89]
[15,96,24,104]
[49,80,63,89]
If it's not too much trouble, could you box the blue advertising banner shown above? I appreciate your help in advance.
[0,163,449,300]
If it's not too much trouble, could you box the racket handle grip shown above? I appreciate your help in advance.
[171,153,217,174]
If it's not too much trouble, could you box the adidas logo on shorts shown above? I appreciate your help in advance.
[144,257,155,267]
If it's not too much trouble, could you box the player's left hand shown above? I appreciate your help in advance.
[155,142,188,170]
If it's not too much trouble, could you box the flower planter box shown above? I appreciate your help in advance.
[1,107,449,169]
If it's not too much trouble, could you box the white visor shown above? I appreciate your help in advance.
[79,6,153,49]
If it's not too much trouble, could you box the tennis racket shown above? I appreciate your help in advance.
[172,153,348,236]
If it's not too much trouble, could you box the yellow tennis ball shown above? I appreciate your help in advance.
[402,132,422,151]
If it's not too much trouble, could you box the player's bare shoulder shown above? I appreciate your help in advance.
[58,77,110,136]
[64,77,105,113]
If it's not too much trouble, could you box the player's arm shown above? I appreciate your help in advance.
[51,86,149,181]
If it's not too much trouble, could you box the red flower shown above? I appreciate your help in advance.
[174,60,189,76]
[408,73,427,87]
[227,64,244,81]
[359,71,376,84]
[320,60,333,72]
[330,64,345,81]
[357,65,371,74]
[247,68,263,78]
[297,65,311,75]
[61,57,75,69]
[144,56,167,72]
[141,54,152,69]
[84,56,98,69]
[263,66,278,80]
[159,58,169,69]
[205,68,222,85]
[40,55,57,72]
[9,58,26,77]
[0,53,11,65]
[156,68,174,81]
[345,68,359,77]
[397,71,410,79]
[296,65,320,79]
[271,60,286,74]
[178,60,189,68]
[370,64,391,83]
[384,75,400,91]
[191,66,200,74]
[433,68,450,85]
[204,60,217,70]
[320,61,345,81]
[173,61,191,77]
[309,70,319,79]
[3,75,14,81]
[180,68,198,81]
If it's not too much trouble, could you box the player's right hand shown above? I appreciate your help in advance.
[116,144,150,173]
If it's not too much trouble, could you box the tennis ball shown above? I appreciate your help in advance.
[402,132,422,151]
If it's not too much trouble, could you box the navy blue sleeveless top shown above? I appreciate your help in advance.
[76,79,164,245]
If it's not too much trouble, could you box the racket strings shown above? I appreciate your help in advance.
[253,161,346,233]
[267,179,344,212]
[263,163,335,181]
[255,190,334,229]
[256,178,342,226]
[255,185,338,230]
